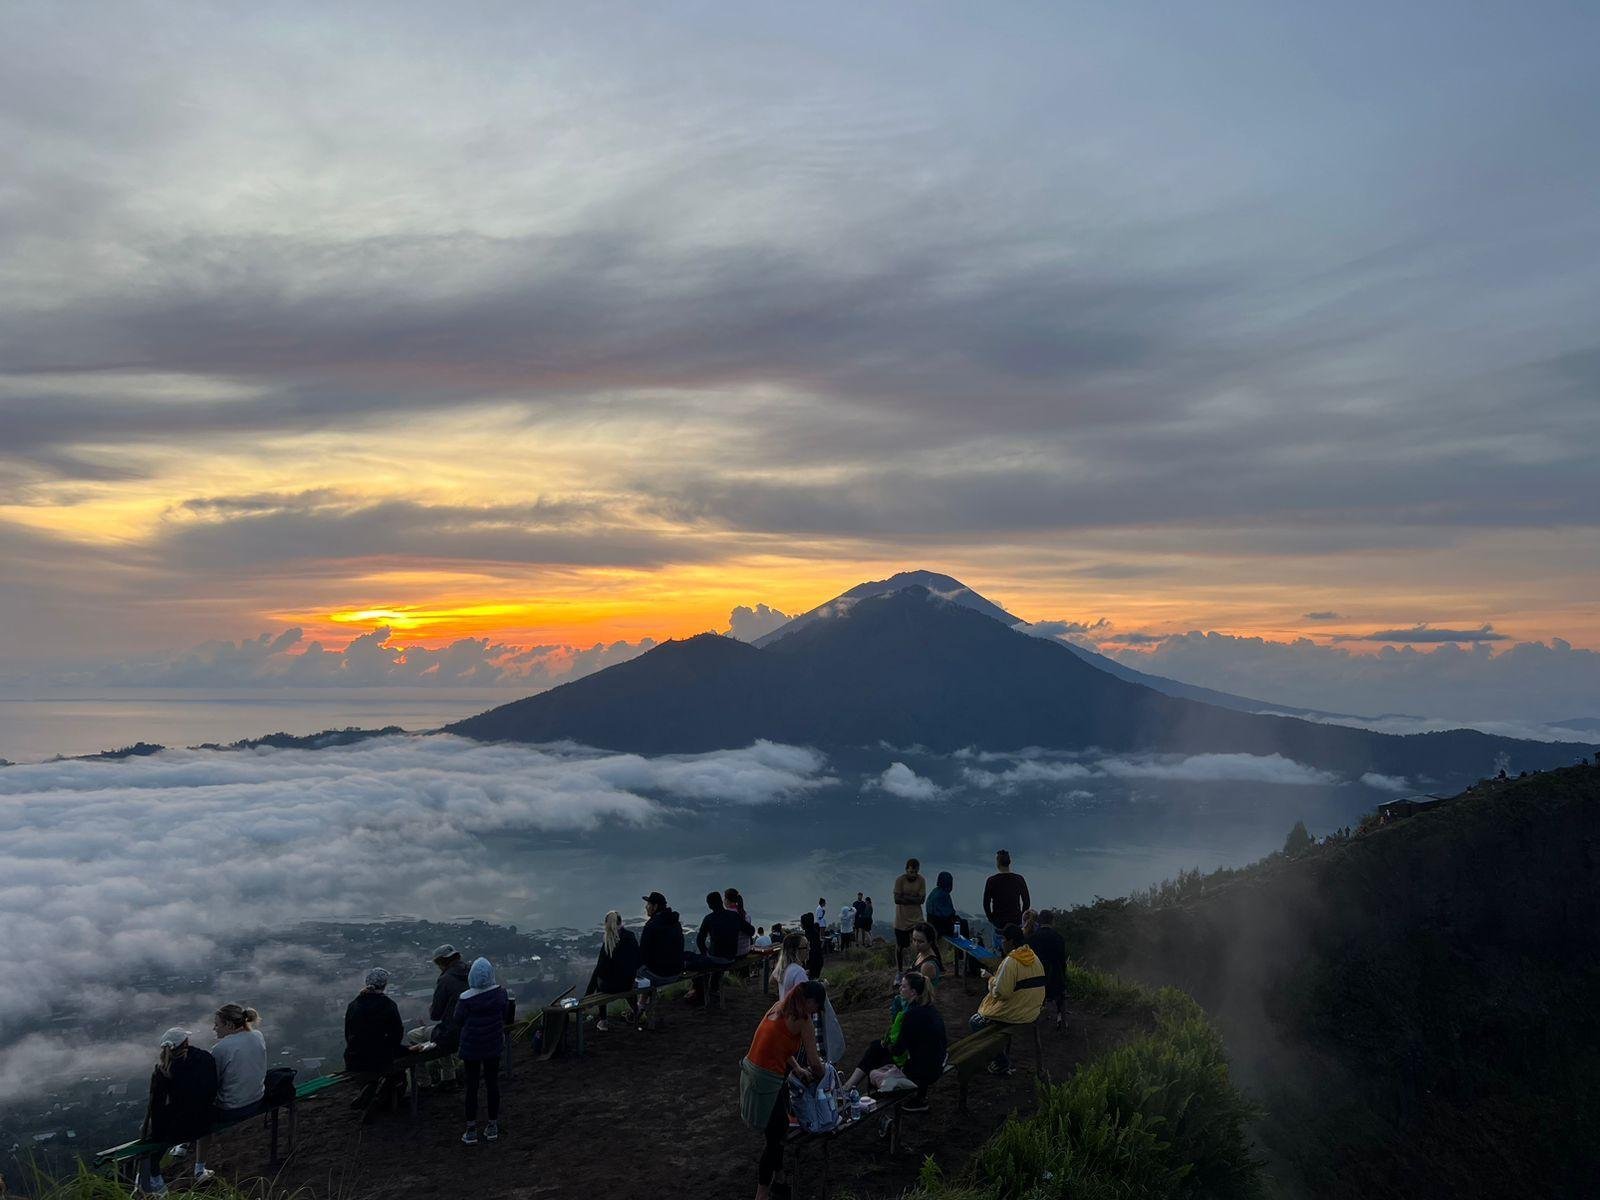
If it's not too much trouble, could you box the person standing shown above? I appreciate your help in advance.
[838,897,856,949]
[739,981,826,1200]
[799,911,826,979]
[814,897,827,928]
[1026,909,1069,1030]
[852,893,871,945]
[455,957,509,1146]
[982,849,1030,948]
[892,858,927,971]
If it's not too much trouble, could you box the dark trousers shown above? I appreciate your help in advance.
[684,952,732,995]
[463,1056,500,1122]
[855,1040,929,1102]
[758,1084,790,1186]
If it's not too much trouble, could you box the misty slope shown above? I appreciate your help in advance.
[446,586,1590,780]
[1056,764,1600,1199]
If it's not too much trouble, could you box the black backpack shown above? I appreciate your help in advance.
[263,1066,297,1106]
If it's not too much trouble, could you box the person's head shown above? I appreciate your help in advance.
[779,931,806,970]
[603,909,624,955]
[706,890,724,912]
[1039,909,1055,927]
[865,896,872,904]
[1021,908,1039,935]
[898,971,930,1007]
[724,887,743,910]
[905,857,920,876]
[157,1027,191,1075]
[468,956,496,991]
[936,870,953,891]
[818,897,825,907]
[212,1003,258,1039]
[772,922,785,937]
[757,926,765,936]
[800,911,816,932]
[1000,923,1026,952]
[856,891,864,901]
[430,944,461,973]
[363,967,390,993]
[643,890,668,917]
[777,980,827,1022]
[910,921,937,955]
[996,849,1012,870]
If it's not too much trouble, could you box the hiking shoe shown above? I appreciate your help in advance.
[193,1167,215,1185]
[461,1125,478,1146]
[595,1018,610,1031]
[483,1120,499,1141]
[986,1061,1015,1076]
[901,1097,930,1113]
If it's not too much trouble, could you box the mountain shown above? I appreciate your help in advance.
[1056,763,1600,1198]
[757,569,1365,720]
[446,584,1592,780]
[751,568,1023,647]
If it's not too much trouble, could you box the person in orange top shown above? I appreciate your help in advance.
[740,980,826,1200]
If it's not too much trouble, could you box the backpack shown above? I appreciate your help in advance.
[789,1062,841,1133]
[263,1066,297,1106]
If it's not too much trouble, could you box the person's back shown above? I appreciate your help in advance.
[597,926,641,991]
[897,1001,948,1087]
[344,989,404,1073]
[1028,923,1067,996]
[430,958,471,1047]
[978,942,1045,1024]
[148,1048,218,1141]
[983,853,1030,931]
[455,980,509,1062]
[641,906,685,975]
[212,1028,266,1110]
[699,906,749,961]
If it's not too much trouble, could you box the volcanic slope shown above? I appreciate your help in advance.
[445,586,1590,782]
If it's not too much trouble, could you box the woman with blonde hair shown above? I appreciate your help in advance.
[586,909,641,1030]
[196,1003,264,1184]
[136,1027,217,1195]
[769,931,809,997]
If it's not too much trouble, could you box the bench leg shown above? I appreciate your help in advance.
[267,1106,281,1169]
[576,1012,586,1057]
[409,1064,419,1119]
[1033,1021,1047,1080]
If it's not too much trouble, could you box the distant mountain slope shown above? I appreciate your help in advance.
[447,586,1591,781]
[1056,763,1600,1198]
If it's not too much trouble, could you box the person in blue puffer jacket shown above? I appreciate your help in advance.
[453,957,509,1145]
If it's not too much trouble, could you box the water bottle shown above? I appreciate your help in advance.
[849,1088,862,1120]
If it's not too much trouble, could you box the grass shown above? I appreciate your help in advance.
[897,988,1262,1200]
[15,1160,317,1199]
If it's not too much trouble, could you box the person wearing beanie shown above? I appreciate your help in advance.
[406,944,470,1087]
[454,957,509,1145]
[344,967,409,1117]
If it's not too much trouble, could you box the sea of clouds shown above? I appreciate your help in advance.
[0,735,829,1102]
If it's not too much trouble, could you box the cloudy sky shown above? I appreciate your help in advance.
[3,2,1597,709]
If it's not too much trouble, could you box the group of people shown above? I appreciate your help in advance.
[739,849,1071,1200]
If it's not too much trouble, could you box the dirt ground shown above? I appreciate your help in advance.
[216,953,1143,1200]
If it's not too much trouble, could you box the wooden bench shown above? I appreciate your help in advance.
[95,1085,306,1180]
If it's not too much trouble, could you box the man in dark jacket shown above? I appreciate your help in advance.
[407,943,470,1088]
[639,891,685,981]
[982,849,1031,946]
[345,968,410,1116]
[1025,909,1069,1030]
[685,890,754,1003]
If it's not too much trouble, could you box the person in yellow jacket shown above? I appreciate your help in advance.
[967,923,1044,1075]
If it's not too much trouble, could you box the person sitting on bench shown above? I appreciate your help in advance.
[136,1027,217,1196]
[968,923,1044,1075]
[198,1003,265,1185]
[1024,908,1069,1029]
[455,957,509,1146]
[639,890,685,986]
[907,921,945,987]
[406,944,470,1087]
[753,926,772,949]
[586,909,641,1030]
[770,931,809,997]
[842,972,946,1113]
[344,968,411,1117]
[685,890,752,1003]
[740,980,827,1200]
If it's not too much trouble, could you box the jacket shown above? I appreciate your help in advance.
[926,872,956,919]
[982,871,1031,928]
[454,985,509,1061]
[429,959,471,1049]
[892,1003,948,1087]
[1027,926,1068,999]
[640,908,686,975]
[344,990,405,1073]
[697,908,754,960]
[143,1048,218,1143]
[589,927,642,995]
[977,944,1046,1024]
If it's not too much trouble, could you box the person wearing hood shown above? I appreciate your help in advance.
[345,968,413,1117]
[639,890,686,983]
[137,1028,218,1196]
[968,924,1045,1074]
[926,871,957,939]
[454,957,509,1145]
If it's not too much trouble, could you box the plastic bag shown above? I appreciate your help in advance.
[869,1065,916,1092]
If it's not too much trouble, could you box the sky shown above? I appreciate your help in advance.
[2,1,1598,716]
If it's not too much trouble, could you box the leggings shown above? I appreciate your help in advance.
[463,1056,500,1122]
[758,1085,790,1187]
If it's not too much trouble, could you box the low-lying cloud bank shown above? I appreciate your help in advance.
[0,735,828,1100]
[958,750,1345,793]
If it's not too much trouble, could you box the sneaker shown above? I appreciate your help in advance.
[986,1061,1014,1077]
[901,1097,930,1113]
[461,1125,478,1146]
[483,1121,499,1141]
[193,1167,215,1185]
[595,1019,610,1032]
